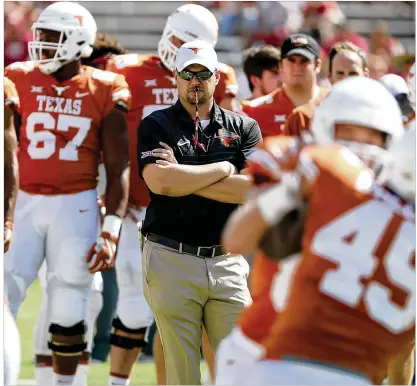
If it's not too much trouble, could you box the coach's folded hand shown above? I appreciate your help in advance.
[4,221,13,253]
[86,215,122,273]
[154,142,178,165]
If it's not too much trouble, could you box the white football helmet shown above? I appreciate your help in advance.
[407,62,415,111]
[310,77,405,175]
[382,120,415,203]
[158,4,219,72]
[28,2,97,74]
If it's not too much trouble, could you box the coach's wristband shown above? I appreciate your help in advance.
[102,215,123,239]
[257,174,300,226]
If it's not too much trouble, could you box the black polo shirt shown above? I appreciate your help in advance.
[137,100,262,246]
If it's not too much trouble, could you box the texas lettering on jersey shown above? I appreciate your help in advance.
[5,61,131,195]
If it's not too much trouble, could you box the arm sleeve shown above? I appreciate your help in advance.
[137,116,172,178]
[104,73,132,116]
[4,77,20,109]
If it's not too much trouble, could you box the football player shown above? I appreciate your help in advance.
[226,77,414,385]
[217,77,410,385]
[241,45,282,101]
[4,77,21,386]
[4,3,131,385]
[102,4,238,384]
[242,34,327,138]
[32,34,127,380]
[284,41,367,138]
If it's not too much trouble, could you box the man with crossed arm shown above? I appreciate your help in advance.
[137,40,261,385]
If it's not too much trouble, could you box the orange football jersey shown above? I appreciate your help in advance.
[241,88,295,138]
[215,62,239,102]
[5,61,131,195]
[264,144,415,383]
[106,54,238,208]
[283,88,329,137]
[238,136,304,344]
[4,77,19,109]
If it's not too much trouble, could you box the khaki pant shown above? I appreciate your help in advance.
[142,239,252,385]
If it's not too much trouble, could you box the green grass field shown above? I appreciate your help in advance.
[16,280,208,385]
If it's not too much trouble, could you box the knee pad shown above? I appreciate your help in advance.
[48,278,89,327]
[48,321,87,356]
[116,295,153,331]
[110,317,148,350]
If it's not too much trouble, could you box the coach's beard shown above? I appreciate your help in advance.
[187,87,208,105]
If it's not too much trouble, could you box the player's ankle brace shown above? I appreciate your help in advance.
[110,317,148,349]
[48,321,87,356]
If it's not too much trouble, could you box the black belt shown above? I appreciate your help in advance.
[146,233,224,258]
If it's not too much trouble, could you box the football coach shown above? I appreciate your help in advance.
[137,40,261,385]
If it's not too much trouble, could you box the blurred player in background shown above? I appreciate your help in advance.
[284,41,368,137]
[4,77,21,386]
[242,45,282,101]
[242,34,327,138]
[33,32,130,386]
[226,77,414,385]
[102,4,239,384]
[218,77,412,386]
[4,2,131,385]
[82,32,129,365]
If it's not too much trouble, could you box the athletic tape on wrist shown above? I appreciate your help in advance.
[102,215,123,239]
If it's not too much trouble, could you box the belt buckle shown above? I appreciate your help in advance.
[197,246,215,258]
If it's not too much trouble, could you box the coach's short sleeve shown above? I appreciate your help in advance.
[241,118,263,160]
[137,115,171,178]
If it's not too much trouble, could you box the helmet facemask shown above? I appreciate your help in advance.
[158,25,182,72]
[29,26,93,74]
[157,4,219,72]
[336,139,392,177]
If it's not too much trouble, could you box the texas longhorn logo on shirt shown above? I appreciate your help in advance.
[215,130,239,147]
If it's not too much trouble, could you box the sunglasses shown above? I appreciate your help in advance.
[177,69,214,81]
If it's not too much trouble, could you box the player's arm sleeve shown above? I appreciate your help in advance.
[240,118,263,160]
[103,73,132,116]
[4,69,22,115]
[137,116,171,179]
[4,77,20,111]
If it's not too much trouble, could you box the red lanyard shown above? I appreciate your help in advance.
[193,87,207,152]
